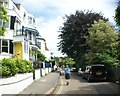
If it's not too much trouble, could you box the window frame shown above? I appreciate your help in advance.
[4,1,9,8]
[0,16,10,28]
[24,40,28,54]
[1,39,9,53]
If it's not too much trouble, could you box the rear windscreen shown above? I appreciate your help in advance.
[92,66,106,70]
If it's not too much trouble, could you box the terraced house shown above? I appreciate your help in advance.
[0,0,51,61]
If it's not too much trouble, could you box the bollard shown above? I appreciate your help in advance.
[33,69,35,80]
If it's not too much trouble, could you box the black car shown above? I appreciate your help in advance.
[82,64,107,82]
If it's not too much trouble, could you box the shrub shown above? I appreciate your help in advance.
[21,60,33,73]
[1,58,18,76]
[15,59,33,73]
[2,66,11,76]
[1,58,33,76]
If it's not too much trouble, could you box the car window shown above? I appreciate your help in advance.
[92,66,106,69]
[92,66,106,70]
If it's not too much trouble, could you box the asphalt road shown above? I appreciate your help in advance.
[52,72,119,95]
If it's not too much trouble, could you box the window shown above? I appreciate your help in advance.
[28,16,32,24]
[23,12,26,22]
[25,31,27,38]
[24,41,28,53]
[0,39,13,54]
[26,42,28,53]
[4,2,9,8]
[10,16,15,29]
[36,39,41,49]
[2,39,8,53]
[33,34,35,42]
[3,21,9,28]
[0,18,9,28]
[29,32,32,40]
[33,18,35,24]
[15,20,21,35]
[24,41,26,53]
[38,42,41,49]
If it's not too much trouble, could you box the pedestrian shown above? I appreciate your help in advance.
[64,65,71,85]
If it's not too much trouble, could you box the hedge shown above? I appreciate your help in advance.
[0,58,33,77]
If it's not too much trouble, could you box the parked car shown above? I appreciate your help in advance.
[78,68,83,76]
[82,64,107,82]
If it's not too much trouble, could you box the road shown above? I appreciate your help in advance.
[52,72,119,95]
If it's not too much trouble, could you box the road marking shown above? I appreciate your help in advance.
[45,87,55,94]
[56,77,64,94]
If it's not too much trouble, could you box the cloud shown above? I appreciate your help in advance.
[13,0,117,57]
[36,16,64,56]
[20,0,117,23]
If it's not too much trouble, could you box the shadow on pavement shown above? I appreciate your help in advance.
[61,82,119,95]
[62,72,119,95]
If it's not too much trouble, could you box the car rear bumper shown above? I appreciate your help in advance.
[89,75,107,81]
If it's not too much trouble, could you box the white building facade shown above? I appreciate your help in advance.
[0,0,51,61]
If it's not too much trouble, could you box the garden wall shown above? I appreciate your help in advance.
[0,73,33,95]
[0,68,52,95]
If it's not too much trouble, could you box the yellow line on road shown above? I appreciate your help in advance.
[56,77,64,94]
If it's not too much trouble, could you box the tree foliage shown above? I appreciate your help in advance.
[115,1,120,66]
[54,56,75,68]
[0,4,9,36]
[37,51,46,62]
[115,1,120,26]
[86,20,119,67]
[58,10,108,68]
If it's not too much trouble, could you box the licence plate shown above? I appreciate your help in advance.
[96,72,102,75]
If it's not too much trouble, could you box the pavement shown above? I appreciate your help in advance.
[18,71,60,95]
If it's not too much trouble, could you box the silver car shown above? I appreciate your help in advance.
[78,68,83,76]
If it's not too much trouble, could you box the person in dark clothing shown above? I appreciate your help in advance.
[64,65,71,85]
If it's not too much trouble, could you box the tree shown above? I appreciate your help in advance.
[54,56,75,68]
[86,19,119,67]
[62,57,75,68]
[115,1,120,65]
[0,4,9,36]
[117,33,120,62]
[37,51,46,62]
[58,10,108,68]
[115,1,120,26]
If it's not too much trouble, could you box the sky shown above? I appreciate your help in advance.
[13,0,118,57]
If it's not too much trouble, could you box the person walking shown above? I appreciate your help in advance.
[64,65,71,85]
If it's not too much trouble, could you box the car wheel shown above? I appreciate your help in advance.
[82,75,84,79]
[87,76,91,82]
